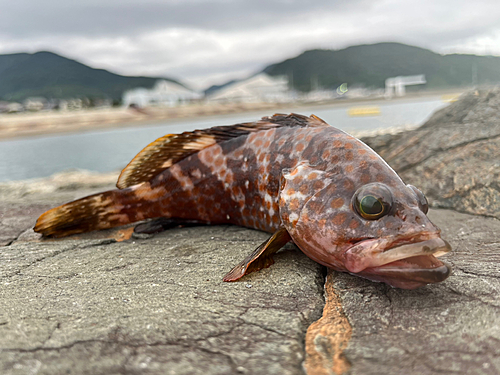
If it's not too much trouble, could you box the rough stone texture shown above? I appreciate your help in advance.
[0,227,325,375]
[362,88,500,219]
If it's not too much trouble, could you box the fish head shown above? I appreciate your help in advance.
[279,163,451,289]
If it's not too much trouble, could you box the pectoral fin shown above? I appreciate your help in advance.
[223,227,291,282]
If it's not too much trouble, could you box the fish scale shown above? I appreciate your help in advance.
[34,113,452,289]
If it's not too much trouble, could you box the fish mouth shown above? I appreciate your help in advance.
[344,235,452,289]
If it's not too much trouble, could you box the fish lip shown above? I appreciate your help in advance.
[355,256,452,289]
[344,233,452,274]
[343,233,452,289]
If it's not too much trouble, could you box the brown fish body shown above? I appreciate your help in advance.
[130,124,345,230]
[35,114,452,289]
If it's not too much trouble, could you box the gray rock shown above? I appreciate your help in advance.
[362,88,500,219]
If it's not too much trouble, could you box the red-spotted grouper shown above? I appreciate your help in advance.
[34,114,452,289]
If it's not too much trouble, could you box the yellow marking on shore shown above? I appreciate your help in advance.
[441,93,462,103]
[347,106,381,117]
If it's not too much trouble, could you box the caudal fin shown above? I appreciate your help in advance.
[34,189,143,237]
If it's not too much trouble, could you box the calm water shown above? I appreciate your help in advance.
[0,97,448,182]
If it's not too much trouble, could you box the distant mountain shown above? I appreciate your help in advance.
[204,79,238,96]
[0,51,180,102]
[263,42,500,92]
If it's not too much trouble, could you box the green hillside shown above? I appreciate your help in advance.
[264,43,500,92]
[0,51,178,102]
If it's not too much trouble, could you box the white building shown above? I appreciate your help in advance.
[207,73,291,103]
[23,97,48,111]
[385,75,426,97]
[0,101,23,113]
[122,80,202,108]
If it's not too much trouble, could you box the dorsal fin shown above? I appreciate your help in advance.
[116,113,329,189]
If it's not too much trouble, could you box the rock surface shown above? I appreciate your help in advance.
[0,228,326,375]
[362,88,500,219]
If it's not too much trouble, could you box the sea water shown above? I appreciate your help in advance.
[0,97,448,182]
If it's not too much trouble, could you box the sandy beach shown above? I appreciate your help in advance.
[0,89,465,140]
[0,102,280,140]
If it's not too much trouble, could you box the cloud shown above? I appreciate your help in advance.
[0,0,498,90]
[0,0,370,37]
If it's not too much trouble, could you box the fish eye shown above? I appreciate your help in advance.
[352,183,392,220]
[359,195,384,216]
[408,185,429,214]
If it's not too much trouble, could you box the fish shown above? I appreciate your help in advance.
[34,113,452,289]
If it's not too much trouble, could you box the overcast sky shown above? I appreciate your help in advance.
[0,0,498,90]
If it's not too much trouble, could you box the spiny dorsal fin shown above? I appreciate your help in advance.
[116,113,329,189]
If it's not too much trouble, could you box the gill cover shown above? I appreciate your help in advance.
[278,162,332,231]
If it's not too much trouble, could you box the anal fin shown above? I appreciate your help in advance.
[223,227,291,282]
[134,218,207,234]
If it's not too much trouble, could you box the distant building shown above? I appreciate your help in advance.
[0,101,23,113]
[207,73,291,103]
[59,99,84,111]
[23,97,48,111]
[122,80,202,108]
[385,75,426,97]
[304,89,336,102]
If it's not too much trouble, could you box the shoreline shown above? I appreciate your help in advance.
[0,88,465,141]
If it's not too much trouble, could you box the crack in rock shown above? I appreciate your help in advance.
[303,271,352,375]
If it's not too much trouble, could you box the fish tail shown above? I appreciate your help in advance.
[34,186,163,237]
